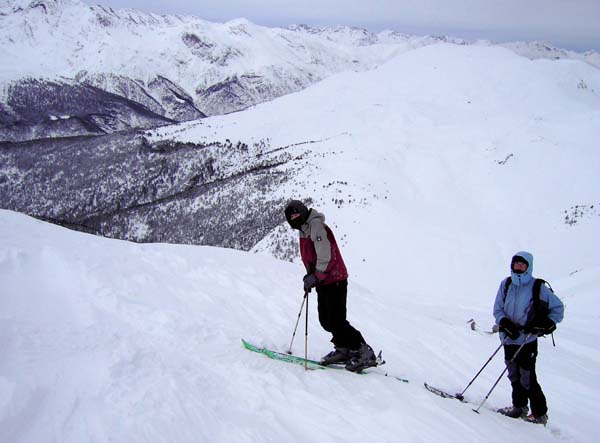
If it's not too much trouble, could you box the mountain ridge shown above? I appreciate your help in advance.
[1,0,598,141]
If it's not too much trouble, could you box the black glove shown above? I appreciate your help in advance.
[526,318,556,336]
[499,317,521,340]
[303,273,321,291]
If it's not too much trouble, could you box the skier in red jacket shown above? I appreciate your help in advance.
[284,200,376,372]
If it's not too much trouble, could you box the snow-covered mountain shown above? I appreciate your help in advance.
[2,41,599,274]
[0,131,298,254]
[2,0,599,142]
[0,0,409,141]
[145,43,600,294]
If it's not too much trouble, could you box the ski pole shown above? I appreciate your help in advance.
[472,333,533,414]
[287,291,308,354]
[304,290,309,370]
[455,341,504,401]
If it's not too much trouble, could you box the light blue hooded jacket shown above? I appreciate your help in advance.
[493,251,564,345]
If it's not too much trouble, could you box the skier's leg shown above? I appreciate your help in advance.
[515,340,548,417]
[316,288,333,335]
[318,281,364,348]
[504,344,529,409]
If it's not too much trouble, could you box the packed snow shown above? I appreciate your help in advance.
[2,41,600,442]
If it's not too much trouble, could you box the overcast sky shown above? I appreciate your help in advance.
[88,0,600,52]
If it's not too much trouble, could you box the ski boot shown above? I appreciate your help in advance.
[320,347,350,366]
[345,343,377,373]
[497,405,529,419]
[525,413,548,425]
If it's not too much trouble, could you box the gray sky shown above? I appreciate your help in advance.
[88,0,600,52]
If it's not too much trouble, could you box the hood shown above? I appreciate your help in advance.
[305,208,325,226]
[284,199,310,229]
[510,250,534,286]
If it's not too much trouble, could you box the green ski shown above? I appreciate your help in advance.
[241,338,326,370]
[241,339,409,383]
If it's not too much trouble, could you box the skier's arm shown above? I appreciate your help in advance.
[493,281,508,324]
[309,218,331,279]
[541,285,565,324]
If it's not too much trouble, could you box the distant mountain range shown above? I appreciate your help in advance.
[1,0,598,142]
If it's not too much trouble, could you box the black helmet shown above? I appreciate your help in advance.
[284,200,310,229]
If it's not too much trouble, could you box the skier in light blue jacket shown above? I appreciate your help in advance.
[493,251,564,425]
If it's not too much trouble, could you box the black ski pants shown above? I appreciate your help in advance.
[504,340,548,416]
[316,279,365,350]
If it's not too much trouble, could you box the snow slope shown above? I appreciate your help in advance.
[1,39,599,443]
[1,208,598,443]
[150,43,600,299]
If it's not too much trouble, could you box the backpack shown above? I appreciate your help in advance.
[502,277,554,338]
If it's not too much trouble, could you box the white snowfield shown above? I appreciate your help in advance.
[1,42,600,442]
[0,210,598,443]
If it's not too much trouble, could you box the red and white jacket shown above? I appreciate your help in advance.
[298,209,348,286]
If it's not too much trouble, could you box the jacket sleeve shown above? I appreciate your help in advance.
[541,285,565,324]
[309,218,331,278]
[493,280,508,324]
